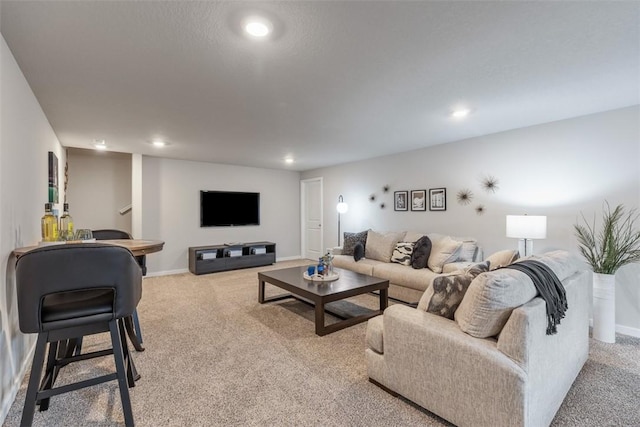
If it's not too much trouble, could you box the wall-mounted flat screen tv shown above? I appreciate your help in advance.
[200,190,260,227]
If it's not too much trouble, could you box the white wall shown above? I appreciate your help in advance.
[66,147,132,233]
[302,106,640,334]
[0,36,66,423]
[141,157,301,274]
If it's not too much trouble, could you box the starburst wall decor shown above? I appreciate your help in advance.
[475,205,486,215]
[457,189,473,205]
[482,175,499,193]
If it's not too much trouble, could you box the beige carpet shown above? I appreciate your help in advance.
[3,260,639,426]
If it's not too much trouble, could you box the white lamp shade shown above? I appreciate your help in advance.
[506,215,547,239]
[336,202,348,214]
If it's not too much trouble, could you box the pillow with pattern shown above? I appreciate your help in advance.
[418,261,490,319]
[342,230,369,256]
[390,242,414,266]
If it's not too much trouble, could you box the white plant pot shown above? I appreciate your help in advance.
[592,273,616,343]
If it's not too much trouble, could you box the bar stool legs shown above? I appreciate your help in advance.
[20,319,135,427]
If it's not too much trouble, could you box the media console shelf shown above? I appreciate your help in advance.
[188,241,276,275]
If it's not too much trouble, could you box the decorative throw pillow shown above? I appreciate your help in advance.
[454,268,537,338]
[364,230,405,262]
[391,242,414,266]
[342,230,369,256]
[353,242,365,262]
[457,240,479,262]
[427,236,463,273]
[486,249,520,270]
[411,235,432,269]
[418,262,490,319]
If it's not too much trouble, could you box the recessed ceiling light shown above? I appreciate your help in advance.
[284,157,294,164]
[244,17,272,38]
[152,140,167,147]
[451,108,471,118]
[93,139,108,150]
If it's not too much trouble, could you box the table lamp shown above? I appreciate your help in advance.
[506,215,547,256]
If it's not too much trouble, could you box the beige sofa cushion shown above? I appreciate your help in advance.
[403,231,426,243]
[365,230,405,262]
[427,236,463,273]
[372,262,438,292]
[486,249,520,270]
[455,268,537,338]
[530,250,580,281]
[332,255,379,276]
[455,250,579,338]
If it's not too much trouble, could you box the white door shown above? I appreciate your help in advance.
[301,178,323,261]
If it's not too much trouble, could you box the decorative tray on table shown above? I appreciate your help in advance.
[303,271,340,282]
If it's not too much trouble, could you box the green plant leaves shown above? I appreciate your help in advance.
[574,202,640,274]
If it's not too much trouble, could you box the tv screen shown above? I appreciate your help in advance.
[200,191,260,227]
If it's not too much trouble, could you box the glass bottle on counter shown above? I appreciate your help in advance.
[59,203,74,240]
[41,203,59,242]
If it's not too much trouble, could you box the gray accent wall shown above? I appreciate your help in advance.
[141,157,301,274]
[302,106,640,334]
[0,36,66,423]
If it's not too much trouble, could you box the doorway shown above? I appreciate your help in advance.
[301,177,323,261]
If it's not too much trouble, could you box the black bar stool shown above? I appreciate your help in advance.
[93,229,146,350]
[16,243,142,427]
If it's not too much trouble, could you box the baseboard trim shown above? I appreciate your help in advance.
[1,341,36,425]
[615,324,640,338]
[276,255,303,262]
[145,268,189,277]
[589,318,640,338]
[146,257,303,278]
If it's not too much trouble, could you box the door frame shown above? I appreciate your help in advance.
[300,177,323,260]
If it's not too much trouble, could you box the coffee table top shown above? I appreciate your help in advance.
[258,265,388,298]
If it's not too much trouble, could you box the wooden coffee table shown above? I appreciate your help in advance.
[258,266,389,336]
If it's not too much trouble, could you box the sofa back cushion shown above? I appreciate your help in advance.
[486,249,520,270]
[418,261,490,319]
[391,242,414,266]
[365,230,405,262]
[455,250,579,338]
[403,231,426,243]
[455,268,537,338]
[427,235,463,273]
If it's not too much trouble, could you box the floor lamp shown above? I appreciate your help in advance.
[506,215,547,256]
[336,195,348,246]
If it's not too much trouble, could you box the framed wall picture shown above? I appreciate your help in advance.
[394,191,408,211]
[410,190,427,211]
[429,188,447,211]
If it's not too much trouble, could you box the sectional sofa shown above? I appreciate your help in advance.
[332,230,483,303]
[366,250,589,427]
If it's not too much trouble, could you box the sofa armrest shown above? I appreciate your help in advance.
[496,270,589,427]
[381,305,527,427]
[332,246,343,255]
[497,270,589,371]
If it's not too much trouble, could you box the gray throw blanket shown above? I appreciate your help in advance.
[503,260,568,335]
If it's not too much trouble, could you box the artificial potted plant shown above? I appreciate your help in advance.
[574,202,640,343]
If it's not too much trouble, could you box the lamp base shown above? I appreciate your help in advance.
[517,239,534,257]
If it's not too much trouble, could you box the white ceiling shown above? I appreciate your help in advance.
[2,1,638,171]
